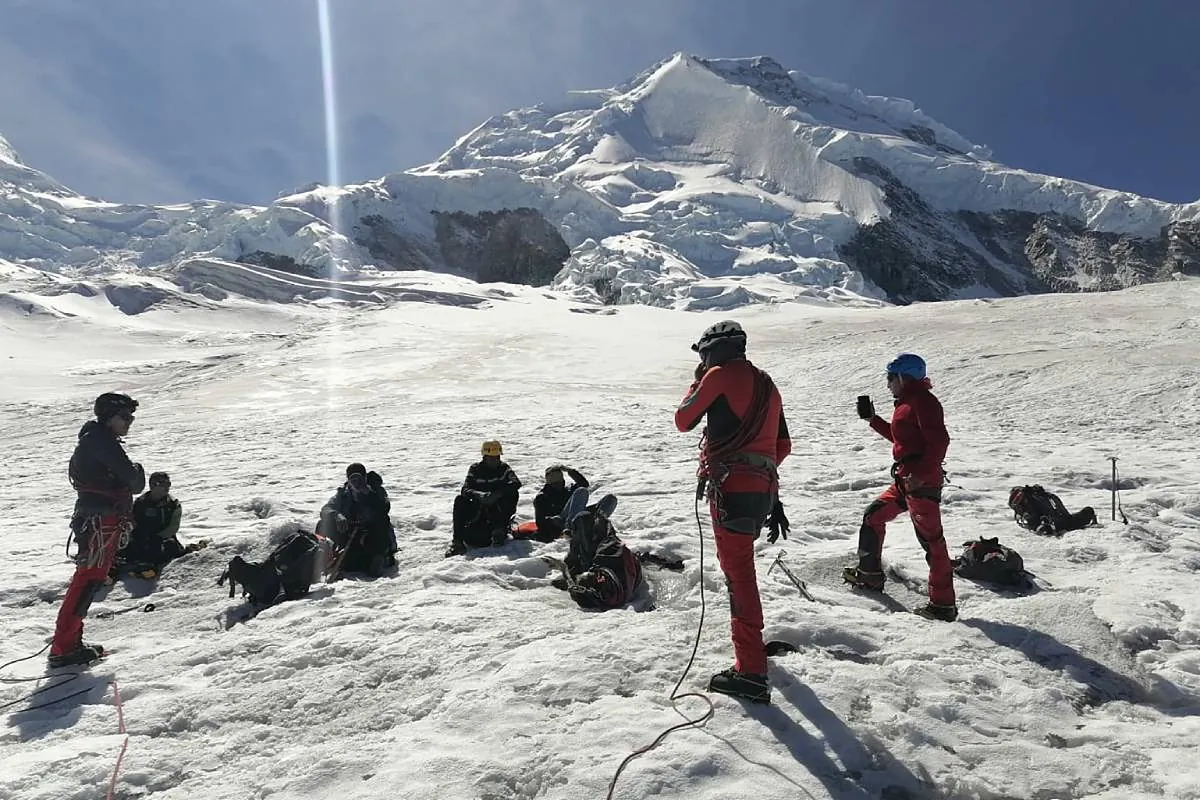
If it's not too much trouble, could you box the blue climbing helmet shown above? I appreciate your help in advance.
[886,353,926,380]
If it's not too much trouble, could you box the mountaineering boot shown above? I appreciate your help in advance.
[842,566,885,591]
[490,528,509,547]
[48,643,106,668]
[708,669,771,704]
[913,603,958,622]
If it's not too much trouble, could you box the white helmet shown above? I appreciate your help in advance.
[691,320,746,354]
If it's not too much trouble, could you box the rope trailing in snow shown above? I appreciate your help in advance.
[605,493,715,800]
[0,643,92,713]
[0,642,53,680]
[2,605,156,714]
[3,644,133,798]
[105,679,130,800]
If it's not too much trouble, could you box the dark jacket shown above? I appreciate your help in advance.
[69,421,145,516]
[869,380,949,486]
[320,483,394,538]
[461,459,521,515]
[562,508,643,610]
[131,493,182,539]
[534,468,588,537]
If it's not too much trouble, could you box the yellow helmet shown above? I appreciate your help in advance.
[481,440,503,457]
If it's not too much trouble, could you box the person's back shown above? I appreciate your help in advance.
[693,358,787,470]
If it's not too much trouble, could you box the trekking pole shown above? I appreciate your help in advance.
[767,551,815,602]
[1109,457,1128,524]
[1110,457,1117,522]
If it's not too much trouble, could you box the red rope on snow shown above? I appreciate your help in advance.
[105,680,129,800]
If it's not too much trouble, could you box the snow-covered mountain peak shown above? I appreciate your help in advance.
[0,132,19,165]
[692,54,988,158]
[2,53,1198,313]
[0,132,76,196]
[411,52,1198,306]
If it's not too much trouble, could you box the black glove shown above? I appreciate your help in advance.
[766,499,790,544]
[856,394,875,420]
[694,361,708,381]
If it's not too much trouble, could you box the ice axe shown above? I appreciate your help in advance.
[767,550,815,602]
[326,525,365,582]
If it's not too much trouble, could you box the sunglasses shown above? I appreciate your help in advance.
[118,412,135,423]
[151,481,171,489]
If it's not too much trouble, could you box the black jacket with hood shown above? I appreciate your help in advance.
[69,421,145,516]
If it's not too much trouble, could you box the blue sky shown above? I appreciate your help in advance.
[0,0,1195,205]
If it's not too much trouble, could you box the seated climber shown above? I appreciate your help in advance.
[317,463,397,577]
[549,492,643,610]
[447,440,521,557]
[114,471,206,580]
[528,464,589,542]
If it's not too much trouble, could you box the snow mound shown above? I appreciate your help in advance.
[3,281,1200,798]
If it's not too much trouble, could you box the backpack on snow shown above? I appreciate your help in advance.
[218,530,324,606]
[1007,485,1097,536]
[953,537,1029,587]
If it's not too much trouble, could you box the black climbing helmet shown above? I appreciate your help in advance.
[94,392,138,422]
[691,320,747,355]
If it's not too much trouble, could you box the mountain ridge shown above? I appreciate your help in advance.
[2,53,1197,312]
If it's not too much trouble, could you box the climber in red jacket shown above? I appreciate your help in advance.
[845,353,957,621]
[675,321,791,704]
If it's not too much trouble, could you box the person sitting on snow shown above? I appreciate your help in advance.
[548,491,643,610]
[530,464,589,542]
[447,440,521,557]
[318,463,397,577]
[114,471,206,580]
